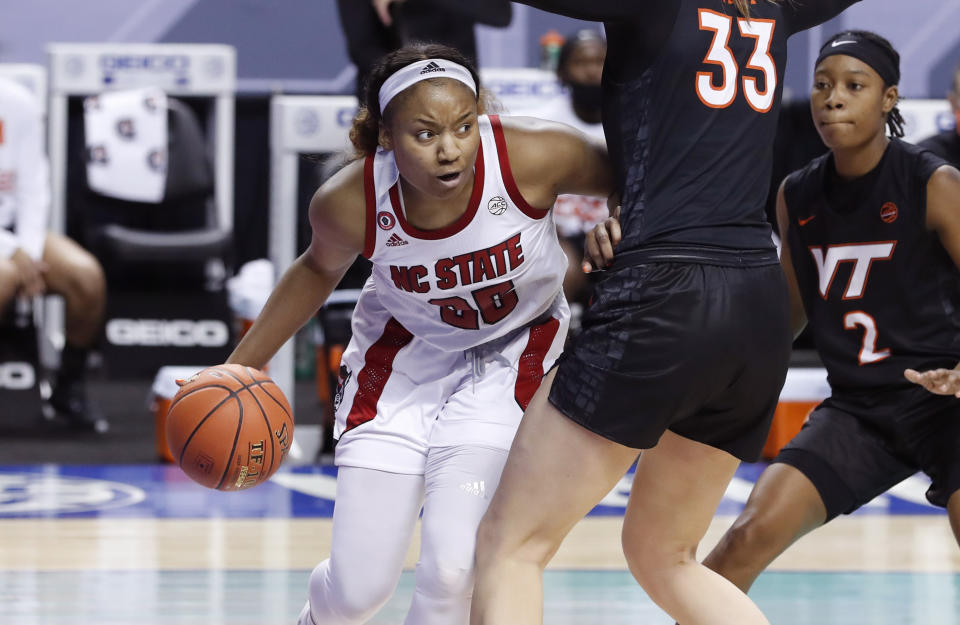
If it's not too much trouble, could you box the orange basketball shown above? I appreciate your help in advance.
[166,364,294,491]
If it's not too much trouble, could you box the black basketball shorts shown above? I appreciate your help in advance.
[776,385,960,520]
[549,247,792,461]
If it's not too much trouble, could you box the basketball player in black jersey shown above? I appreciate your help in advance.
[699,30,960,596]
[470,2,861,625]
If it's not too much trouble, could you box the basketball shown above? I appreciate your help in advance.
[166,364,294,491]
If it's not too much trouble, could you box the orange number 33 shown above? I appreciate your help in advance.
[696,8,777,113]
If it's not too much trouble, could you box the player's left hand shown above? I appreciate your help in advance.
[583,205,620,273]
[904,365,960,398]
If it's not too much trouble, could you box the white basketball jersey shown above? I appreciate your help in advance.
[361,114,567,351]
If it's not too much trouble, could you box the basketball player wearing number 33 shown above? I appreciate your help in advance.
[469,2,862,625]
[697,29,960,596]
[226,44,613,625]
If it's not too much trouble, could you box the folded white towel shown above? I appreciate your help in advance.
[84,87,167,203]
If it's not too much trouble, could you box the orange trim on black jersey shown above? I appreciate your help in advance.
[489,115,549,220]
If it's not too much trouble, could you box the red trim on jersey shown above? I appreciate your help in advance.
[489,115,549,220]
[345,317,414,433]
[362,155,377,258]
[390,143,486,240]
[514,316,561,411]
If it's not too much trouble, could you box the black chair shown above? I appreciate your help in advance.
[68,96,235,377]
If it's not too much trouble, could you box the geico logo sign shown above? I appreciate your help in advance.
[337,107,357,127]
[488,81,563,98]
[100,55,190,73]
[0,362,36,390]
[106,319,229,347]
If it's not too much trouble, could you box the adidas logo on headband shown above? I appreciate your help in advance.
[420,61,445,75]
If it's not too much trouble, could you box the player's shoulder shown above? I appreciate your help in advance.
[494,114,596,158]
[310,157,366,226]
[888,138,949,184]
[785,151,831,192]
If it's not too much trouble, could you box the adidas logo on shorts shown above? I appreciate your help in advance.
[459,480,486,498]
[420,61,445,75]
[386,233,408,247]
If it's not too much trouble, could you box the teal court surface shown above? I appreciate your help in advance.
[1,463,958,624]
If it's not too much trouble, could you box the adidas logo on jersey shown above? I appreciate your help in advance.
[386,233,409,247]
[420,61,445,75]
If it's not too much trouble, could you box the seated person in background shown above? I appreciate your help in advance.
[918,58,960,166]
[0,77,107,432]
[533,29,607,324]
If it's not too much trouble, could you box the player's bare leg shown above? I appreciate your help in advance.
[948,489,960,548]
[701,463,827,592]
[471,369,639,625]
[42,232,106,347]
[622,430,769,625]
[42,232,108,430]
[0,259,20,307]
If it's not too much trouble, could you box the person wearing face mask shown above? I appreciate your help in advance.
[533,29,608,323]
[918,59,960,168]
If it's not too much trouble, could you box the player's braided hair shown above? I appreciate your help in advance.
[349,43,495,159]
[823,30,905,138]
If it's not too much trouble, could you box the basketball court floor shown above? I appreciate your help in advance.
[1,462,958,624]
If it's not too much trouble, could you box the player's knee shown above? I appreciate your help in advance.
[415,557,475,600]
[310,560,396,621]
[721,508,789,561]
[475,513,554,572]
[473,513,502,569]
[70,255,106,301]
[621,528,695,592]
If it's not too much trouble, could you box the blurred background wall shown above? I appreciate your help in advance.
[2,0,958,99]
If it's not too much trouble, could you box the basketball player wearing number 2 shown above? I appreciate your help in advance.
[701,30,960,594]
[470,2,860,625]
[227,43,612,625]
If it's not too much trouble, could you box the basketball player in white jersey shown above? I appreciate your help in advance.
[226,43,612,625]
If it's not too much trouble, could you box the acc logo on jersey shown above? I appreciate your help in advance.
[880,202,898,224]
[488,196,508,215]
[377,211,396,230]
[0,473,146,516]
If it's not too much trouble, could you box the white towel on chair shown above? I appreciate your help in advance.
[83,87,168,203]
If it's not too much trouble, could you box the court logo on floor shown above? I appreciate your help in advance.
[0,473,146,517]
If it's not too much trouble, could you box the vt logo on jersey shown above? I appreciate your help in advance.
[808,241,896,299]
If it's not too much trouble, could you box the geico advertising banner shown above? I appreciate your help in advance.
[101,291,234,378]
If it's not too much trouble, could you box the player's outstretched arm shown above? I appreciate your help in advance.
[904,366,960,398]
[227,162,365,370]
[906,164,960,396]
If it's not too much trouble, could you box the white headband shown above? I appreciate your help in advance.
[378,59,477,114]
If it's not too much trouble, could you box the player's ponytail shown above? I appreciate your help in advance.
[348,43,494,159]
[732,0,782,19]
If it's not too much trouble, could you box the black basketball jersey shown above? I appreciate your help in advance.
[784,139,960,393]
[517,0,859,254]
